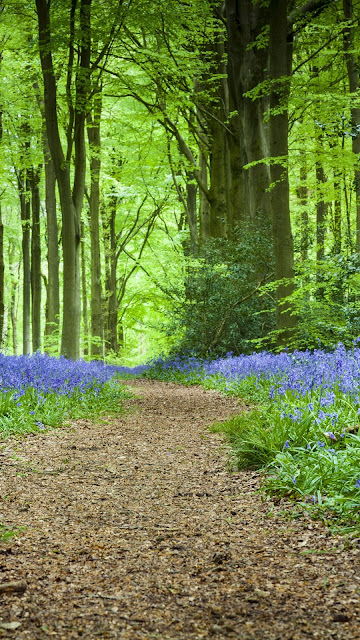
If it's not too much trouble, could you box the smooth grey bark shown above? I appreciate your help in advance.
[43,122,59,340]
[207,36,229,238]
[198,145,211,242]
[35,0,91,359]
[297,160,308,262]
[87,88,103,357]
[31,166,42,352]
[316,165,327,263]
[269,0,297,342]
[9,250,19,356]
[34,80,60,341]
[225,0,271,223]
[17,168,31,355]
[102,195,118,354]
[185,172,198,254]
[333,169,342,254]
[80,220,89,356]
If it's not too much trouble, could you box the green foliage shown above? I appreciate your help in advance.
[0,523,23,543]
[0,382,130,439]
[261,253,360,351]
[167,225,275,358]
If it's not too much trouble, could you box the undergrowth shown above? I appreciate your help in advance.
[146,346,360,534]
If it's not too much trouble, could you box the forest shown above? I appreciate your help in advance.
[1,3,360,635]
[0,0,358,362]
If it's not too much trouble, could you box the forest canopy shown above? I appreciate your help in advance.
[0,0,359,362]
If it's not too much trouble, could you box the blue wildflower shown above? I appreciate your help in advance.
[355,479,360,489]
[284,440,290,449]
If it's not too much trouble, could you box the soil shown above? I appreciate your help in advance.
[0,379,359,639]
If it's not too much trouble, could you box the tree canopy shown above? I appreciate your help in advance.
[0,0,358,362]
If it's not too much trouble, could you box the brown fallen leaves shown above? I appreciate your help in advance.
[0,379,359,639]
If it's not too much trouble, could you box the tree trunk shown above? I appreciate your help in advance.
[343,0,360,249]
[198,146,211,242]
[333,168,342,254]
[18,169,31,355]
[35,0,91,359]
[87,88,103,357]
[228,108,247,229]
[31,166,42,352]
[269,0,297,342]
[108,201,118,354]
[44,130,59,340]
[80,220,89,356]
[207,35,229,239]
[225,0,271,223]
[185,171,198,254]
[102,195,118,354]
[297,160,308,262]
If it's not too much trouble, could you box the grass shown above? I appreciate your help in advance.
[0,376,131,439]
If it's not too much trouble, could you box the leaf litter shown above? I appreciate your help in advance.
[0,379,359,639]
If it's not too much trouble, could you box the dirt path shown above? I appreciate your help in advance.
[0,380,359,639]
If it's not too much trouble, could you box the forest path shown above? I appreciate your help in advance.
[0,379,359,639]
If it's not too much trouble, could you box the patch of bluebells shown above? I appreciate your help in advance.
[150,343,360,437]
[0,352,146,398]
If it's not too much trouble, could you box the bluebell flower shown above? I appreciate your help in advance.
[317,441,325,448]
[355,478,360,489]
[284,440,290,449]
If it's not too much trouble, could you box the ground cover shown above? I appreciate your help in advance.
[1,380,359,639]
[146,344,360,533]
[0,353,137,440]
[0,353,136,541]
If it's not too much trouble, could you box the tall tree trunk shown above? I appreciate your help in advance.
[34,80,60,341]
[102,195,118,354]
[207,34,229,238]
[31,166,42,352]
[35,0,91,359]
[297,160,308,262]
[269,0,297,342]
[225,0,271,223]
[108,201,118,354]
[9,250,19,357]
[198,146,211,242]
[185,171,198,254]
[18,169,31,355]
[333,168,342,254]
[315,132,328,263]
[87,88,103,357]
[228,108,247,229]
[343,0,360,249]
[80,220,89,356]
[44,131,59,340]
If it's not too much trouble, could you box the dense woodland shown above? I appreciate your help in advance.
[0,0,359,362]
